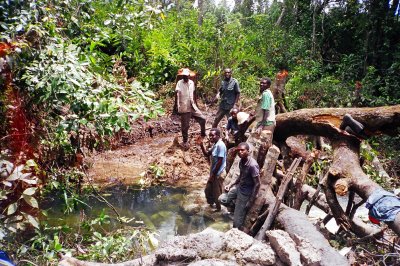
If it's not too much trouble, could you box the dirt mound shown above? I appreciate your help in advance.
[149,136,211,189]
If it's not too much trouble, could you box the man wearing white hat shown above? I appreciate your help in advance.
[175,68,206,149]
[225,108,255,147]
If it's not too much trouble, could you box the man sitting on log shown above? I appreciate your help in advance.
[219,142,260,231]
[225,108,255,147]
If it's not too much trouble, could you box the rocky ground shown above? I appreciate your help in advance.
[60,227,334,265]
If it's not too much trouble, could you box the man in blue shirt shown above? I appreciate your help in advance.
[197,128,227,211]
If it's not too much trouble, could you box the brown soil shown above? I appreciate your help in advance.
[87,102,219,190]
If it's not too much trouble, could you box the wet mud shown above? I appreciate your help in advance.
[87,103,218,190]
[86,104,234,224]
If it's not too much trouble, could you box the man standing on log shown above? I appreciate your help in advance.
[175,68,206,150]
[255,77,276,134]
[212,68,241,128]
[220,142,260,230]
[197,128,227,212]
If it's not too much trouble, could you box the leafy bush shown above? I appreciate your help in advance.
[0,158,41,239]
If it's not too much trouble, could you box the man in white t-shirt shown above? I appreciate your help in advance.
[175,68,206,150]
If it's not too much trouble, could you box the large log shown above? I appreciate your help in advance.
[283,124,397,236]
[276,206,349,266]
[274,105,400,141]
[255,158,301,240]
[326,138,400,235]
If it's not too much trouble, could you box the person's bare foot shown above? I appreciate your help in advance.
[180,142,189,150]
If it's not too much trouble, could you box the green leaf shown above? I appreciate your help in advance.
[69,78,82,87]
[15,24,23,32]
[21,178,38,185]
[2,181,12,187]
[6,165,24,181]
[22,194,39,208]
[25,159,37,168]
[71,16,79,26]
[22,187,37,196]
[7,202,18,215]
[0,190,8,200]
[24,213,40,229]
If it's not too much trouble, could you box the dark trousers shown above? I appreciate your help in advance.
[180,111,206,143]
[212,108,231,128]
[205,173,224,210]
[233,190,251,229]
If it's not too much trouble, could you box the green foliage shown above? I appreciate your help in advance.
[3,208,157,264]
[0,158,41,239]
[81,227,158,262]
[1,0,400,263]
[360,65,400,106]
[139,164,166,186]
[22,42,163,156]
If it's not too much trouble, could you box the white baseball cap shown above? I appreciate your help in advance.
[237,112,250,125]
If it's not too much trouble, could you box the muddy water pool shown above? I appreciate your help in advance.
[44,186,230,241]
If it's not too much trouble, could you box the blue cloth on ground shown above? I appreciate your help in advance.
[365,189,400,222]
[0,250,15,266]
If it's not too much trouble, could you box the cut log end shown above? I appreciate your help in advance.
[335,179,349,196]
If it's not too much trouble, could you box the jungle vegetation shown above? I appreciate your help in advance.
[0,0,399,264]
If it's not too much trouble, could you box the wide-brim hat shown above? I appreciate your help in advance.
[181,68,190,76]
[237,112,249,125]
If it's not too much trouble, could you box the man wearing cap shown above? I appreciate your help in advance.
[175,68,206,149]
[212,68,241,128]
[225,108,255,146]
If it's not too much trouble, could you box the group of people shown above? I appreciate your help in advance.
[175,67,382,231]
[175,67,278,231]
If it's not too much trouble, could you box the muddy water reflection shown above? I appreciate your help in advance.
[45,186,220,241]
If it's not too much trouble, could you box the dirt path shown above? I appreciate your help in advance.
[87,104,218,190]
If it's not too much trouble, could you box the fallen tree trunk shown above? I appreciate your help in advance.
[276,206,349,266]
[239,131,349,264]
[275,136,385,236]
[274,105,400,141]
[327,138,400,235]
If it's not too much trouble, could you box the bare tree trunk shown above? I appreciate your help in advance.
[197,0,204,26]
[311,0,318,56]
[275,1,286,26]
